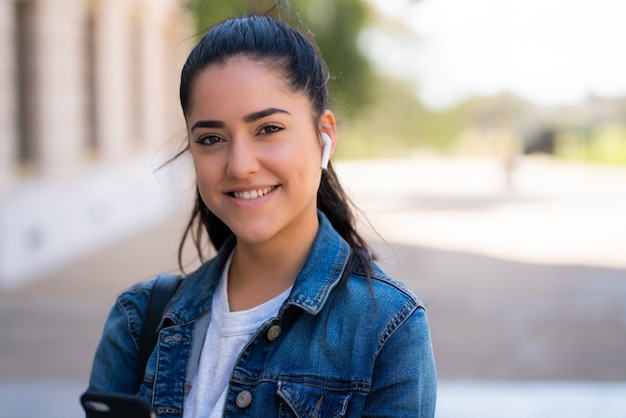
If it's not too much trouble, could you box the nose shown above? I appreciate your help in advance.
[226,136,259,179]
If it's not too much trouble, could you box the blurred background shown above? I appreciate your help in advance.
[1,0,625,417]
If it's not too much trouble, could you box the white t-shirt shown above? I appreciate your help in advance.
[183,254,291,418]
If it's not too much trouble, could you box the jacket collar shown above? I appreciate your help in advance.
[283,211,350,315]
[167,211,351,324]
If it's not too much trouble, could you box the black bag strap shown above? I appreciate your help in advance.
[136,274,182,390]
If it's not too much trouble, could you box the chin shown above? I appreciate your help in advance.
[227,222,278,245]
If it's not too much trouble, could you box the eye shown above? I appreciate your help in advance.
[258,124,284,135]
[195,134,223,146]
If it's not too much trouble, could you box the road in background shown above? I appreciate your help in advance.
[336,156,626,381]
[2,156,625,417]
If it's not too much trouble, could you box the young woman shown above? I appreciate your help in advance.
[87,7,436,418]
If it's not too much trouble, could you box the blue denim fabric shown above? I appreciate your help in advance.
[88,212,437,417]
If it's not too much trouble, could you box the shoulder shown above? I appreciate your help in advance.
[348,259,423,313]
[116,277,157,313]
[330,258,426,350]
[106,277,161,340]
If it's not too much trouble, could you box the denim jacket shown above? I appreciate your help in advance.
[88,213,437,417]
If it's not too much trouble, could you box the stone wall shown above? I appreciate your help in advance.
[0,0,195,288]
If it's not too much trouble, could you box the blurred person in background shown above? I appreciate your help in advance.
[85,1,436,417]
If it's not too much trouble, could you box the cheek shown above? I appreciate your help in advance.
[288,146,323,190]
[191,155,221,192]
[281,133,323,168]
[278,145,320,185]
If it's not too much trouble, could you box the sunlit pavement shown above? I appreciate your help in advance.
[2,156,625,417]
[335,156,626,269]
[2,377,626,418]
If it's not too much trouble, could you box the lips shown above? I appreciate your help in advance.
[231,186,277,200]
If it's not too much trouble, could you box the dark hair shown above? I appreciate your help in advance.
[177,11,373,273]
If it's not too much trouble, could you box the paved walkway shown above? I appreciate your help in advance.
[336,156,626,380]
[2,156,625,417]
[338,156,626,268]
[2,377,626,418]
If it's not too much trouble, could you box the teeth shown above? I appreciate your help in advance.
[233,186,275,200]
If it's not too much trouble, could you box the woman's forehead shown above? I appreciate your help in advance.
[187,58,310,121]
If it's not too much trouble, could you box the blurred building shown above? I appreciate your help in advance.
[0,0,195,289]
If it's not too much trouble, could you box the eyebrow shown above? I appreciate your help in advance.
[190,120,224,131]
[243,107,291,123]
[190,107,291,132]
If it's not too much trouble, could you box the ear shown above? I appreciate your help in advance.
[318,109,337,156]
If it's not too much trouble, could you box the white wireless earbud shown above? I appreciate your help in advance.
[320,133,332,169]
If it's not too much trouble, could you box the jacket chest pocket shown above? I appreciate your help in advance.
[277,381,352,418]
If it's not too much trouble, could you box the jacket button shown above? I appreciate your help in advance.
[236,390,252,408]
[267,324,282,341]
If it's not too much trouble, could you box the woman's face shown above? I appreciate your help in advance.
[186,56,336,247]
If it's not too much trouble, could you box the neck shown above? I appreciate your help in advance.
[227,214,319,311]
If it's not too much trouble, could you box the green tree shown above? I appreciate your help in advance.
[293,0,374,119]
[185,0,375,120]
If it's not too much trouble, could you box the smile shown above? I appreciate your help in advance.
[232,186,277,200]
